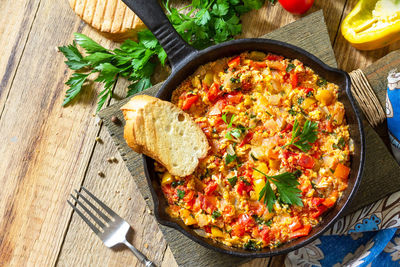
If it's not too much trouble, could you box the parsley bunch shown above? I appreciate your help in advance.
[283,119,318,152]
[59,32,166,112]
[59,0,268,112]
[253,168,303,212]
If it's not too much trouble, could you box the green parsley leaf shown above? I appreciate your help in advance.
[177,189,185,199]
[250,153,258,161]
[228,176,238,186]
[127,77,152,97]
[58,43,89,70]
[253,167,303,212]
[74,33,108,54]
[63,72,90,106]
[211,210,222,219]
[284,119,318,152]
[286,63,296,73]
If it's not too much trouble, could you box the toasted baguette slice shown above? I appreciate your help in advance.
[121,95,209,176]
[68,0,146,41]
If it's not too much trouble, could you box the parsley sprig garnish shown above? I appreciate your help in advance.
[59,1,267,112]
[253,168,303,212]
[283,119,318,152]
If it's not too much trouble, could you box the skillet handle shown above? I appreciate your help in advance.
[121,0,197,70]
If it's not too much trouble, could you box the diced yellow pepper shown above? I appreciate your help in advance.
[211,227,224,238]
[301,97,317,109]
[191,76,201,88]
[180,209,197,225]
[253,162,269,180]
[249,51,267,61]
[161,172,174,185]
[316,90,334,106]
[269,159,281,170]
[203,71,214,87]
[254,178,266,202]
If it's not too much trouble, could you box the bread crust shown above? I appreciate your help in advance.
[121,95,209,176]
[68,0,146,41]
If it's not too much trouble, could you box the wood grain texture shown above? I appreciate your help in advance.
[0,0,41,116]
[97,11,339,267]
[0,0,123,265]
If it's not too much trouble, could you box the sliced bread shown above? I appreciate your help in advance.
[121,95,209,176]
[68,0,146,41]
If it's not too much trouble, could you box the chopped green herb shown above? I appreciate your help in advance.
[172,180,185,188]
[317,77,327,87]
[289,106,298,116]
[326,114,332,120]
[225,153,237,164]
[298,97,304,105]
[177,189,185,199]
[333,137,346,150]
[265,110,272,116]
[230,77,240,83]
[329,168,335,173]
[228,176,238,186]
[286,63,296,73]
[211,210,221,219]
[252,215,272,226]
[283,119,318,152]
[240,177,251,186]
[244,239,259,250]
[306,91,314,97]
[253,168,303,212]
[250,153,258,161]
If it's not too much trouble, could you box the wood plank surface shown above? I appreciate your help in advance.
[0,0,399,266]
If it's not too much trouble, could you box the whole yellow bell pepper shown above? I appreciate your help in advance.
[341,0,400,50]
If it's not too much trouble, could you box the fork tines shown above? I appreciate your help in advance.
[67,186,117,235]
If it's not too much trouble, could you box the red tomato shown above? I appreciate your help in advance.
[291,73,298,88]
[289,224,311,239]
[278,0,314,15]
[237,214,256,231]
[181,95,199,110]
[204,181,218,196]
[252,61,267,68]
[260,227,273,243]
[207,82,222,102]
[225,92,243,104]
[298,154,315,169]
[208,99,227,115]
[281,123,293,133]
[241,81,252,91]
[237,181,253,196]
[231,223,245,237]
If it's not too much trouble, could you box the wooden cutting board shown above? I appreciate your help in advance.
[99,10,400,267]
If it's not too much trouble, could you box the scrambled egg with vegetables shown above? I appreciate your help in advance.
[156,51,352,250]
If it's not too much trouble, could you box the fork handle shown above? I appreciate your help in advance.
[123,240,156,267]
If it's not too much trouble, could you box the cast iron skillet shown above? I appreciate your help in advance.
[122,0,365,257]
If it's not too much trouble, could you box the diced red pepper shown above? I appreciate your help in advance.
[291,73,298,88]
[289,224,311,239]
[237,213,256,231]
[311,205,328,219]
[260,227,273,243]
[228,56,240,68]
[204,181,218,196]
[298,154,315,169]
[208,99,227,115]
[300,87,314,95]
[289,217,302,231]
[283,149,298,160]
[281,123,293,133]
[239,132,254,147]
[266,54,284,61]
[204,226,211,234]
[333,163,350,181]
[183,190,195,208]
[231,223,245,237]
[207,82,222,102]
[237,181,253,196]
[252,61,267,68]
[181,95,199,110]
[226,92,243,104]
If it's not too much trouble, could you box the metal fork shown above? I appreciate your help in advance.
[68,186,156,267]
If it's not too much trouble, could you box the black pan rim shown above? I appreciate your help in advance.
[142,38,365,257]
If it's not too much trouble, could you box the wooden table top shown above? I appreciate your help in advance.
[0,0,399,266]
